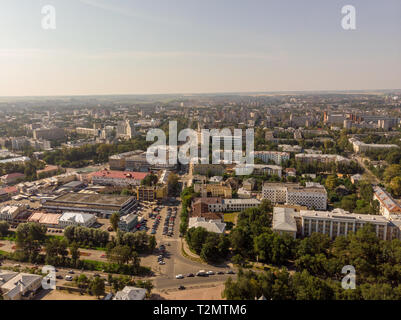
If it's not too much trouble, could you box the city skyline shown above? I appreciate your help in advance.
[0,0,400,96]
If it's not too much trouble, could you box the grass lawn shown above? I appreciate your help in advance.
[223,212,239,224]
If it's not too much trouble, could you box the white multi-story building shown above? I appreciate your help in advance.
[254,151,290,165]
[272,207,399,241]
[262,183,327,210]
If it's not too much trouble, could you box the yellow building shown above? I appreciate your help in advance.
[136,185,167,202]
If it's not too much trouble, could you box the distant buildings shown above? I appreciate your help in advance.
[235,164,282,178]
[192,163,225,176]
[262,182,327,210]
[117,120,135,140]
[33,128,65,141]
[0,156,30,165]
[295,153,349,164]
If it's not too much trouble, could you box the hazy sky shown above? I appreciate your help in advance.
[0,0,400,96]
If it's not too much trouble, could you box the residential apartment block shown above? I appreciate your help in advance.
[254,151,290,165]
[349,137,399,154]
[295,153,349,164]
[262,182,327,210]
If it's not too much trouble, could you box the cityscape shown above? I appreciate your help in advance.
[1,0,401,311]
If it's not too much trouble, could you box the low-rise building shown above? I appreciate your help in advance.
[188,217,226,234]
[1,172,25,184]
[373,186,401,218]
[113,286,147,300]
[27,212,61,228]
[0,204,27,222]
[136,185,167,202]
[194,183,232,198]
[92,170,148,187]
[118,213,138,232]
[59,212,97,228]
[0,271,42,300]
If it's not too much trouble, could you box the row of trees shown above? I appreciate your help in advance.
[64,225,109,248]
[224,224,401,300]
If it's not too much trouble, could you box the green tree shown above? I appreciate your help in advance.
[110,212,120,231]
[70,242,80,267]
[0,221,9,237]
[390,176,401,197]
[90,277,105,298]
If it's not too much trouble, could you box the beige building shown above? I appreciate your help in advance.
[272,207,401,241]
[262,182,327,210]
[194,183,232,198]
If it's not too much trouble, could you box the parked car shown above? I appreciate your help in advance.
[206,271,215,275]
[65,275,73,281]
[178,285,186,290]
[196,270,207,277]
[217,271,225,275]
[175,274,184,279]
[68,270,74,274]
[186,273,195,277]
[227,270,235,274]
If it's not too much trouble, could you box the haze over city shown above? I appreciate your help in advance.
[1,0,400,96]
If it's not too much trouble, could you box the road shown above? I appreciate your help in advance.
[0,200,236,293]
[150,200,236,291]
[352,155,380,185]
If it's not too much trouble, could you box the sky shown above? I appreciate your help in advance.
[0,0,400,96]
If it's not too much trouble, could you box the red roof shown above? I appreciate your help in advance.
[0,186,18,195]
[2,172,24,179]
[92,170,148,180]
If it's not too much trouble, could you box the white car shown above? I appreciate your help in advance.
[65,275,73,281]
[206,271,215,275]
[159,261,165,265]
[175,274,184,279]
